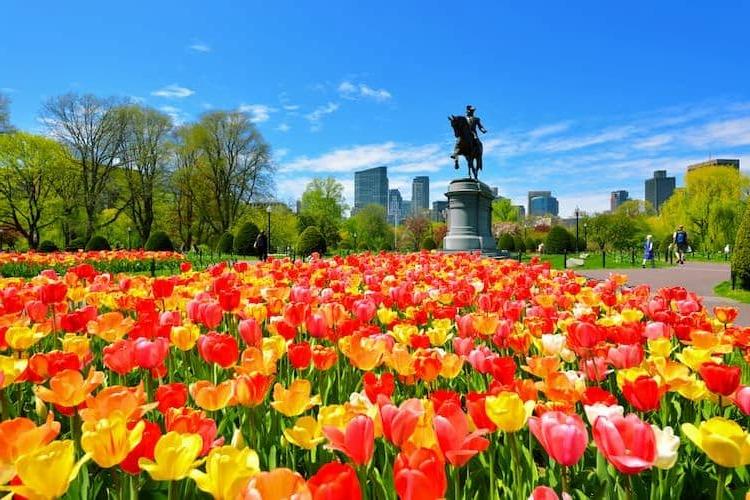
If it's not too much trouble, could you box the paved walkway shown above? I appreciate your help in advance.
[583,262,750,326]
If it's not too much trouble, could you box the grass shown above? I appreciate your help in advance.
[520,252,670,270]
[714,281,750,304]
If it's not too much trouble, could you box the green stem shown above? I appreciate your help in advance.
[561,465,570,496]
[69,413,82,457]
[452,465,461,500]
[715,466,726,500]
[0,388,9,421]
[489,436,497,500]
[508,432,522,499]
[168,480,178,500]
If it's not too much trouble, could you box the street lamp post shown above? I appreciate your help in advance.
[576,207,581,253]
[266,205,272,255]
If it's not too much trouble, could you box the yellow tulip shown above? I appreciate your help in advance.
[647,338,673,358]
[190,446,260,500]
[440,352,463,379]
[390,323,418,345]
[0,355,28,389]
[170,324,201,351]
[283,416,325,450]
[5,325,46,351]
[620,308,644,323]
[377,307,398,326]
[485,392,535,433]
[270,379,321,417]
[675,347,715,372]
[426,319,453,346]
[385,345,415,377]
[7,440,89,499]
[674,376,708,401]
[61,334,90,361]
[682,418,750,468]
[81,414,144,468]
[317,404,349,430]
[262,335,287,360]
[138,432,204,481]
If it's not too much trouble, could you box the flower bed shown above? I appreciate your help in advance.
[0,252,746,499]
[0,250,184,277]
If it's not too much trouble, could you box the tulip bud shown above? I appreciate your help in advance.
[230,427,246,449]
[35,395,48,420]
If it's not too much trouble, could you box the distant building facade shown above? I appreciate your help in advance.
[412,176,430,216]
[610,190,629,212]
[432,200,448,222]
[388,189,403,225]
[402,200,412,216]
[645,170,675,212]
[528,191,559,216]
[687,158,740,173]
[513,205,526,219]
[354,166,388,213]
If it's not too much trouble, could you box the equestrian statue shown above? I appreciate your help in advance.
[449,105,486,180]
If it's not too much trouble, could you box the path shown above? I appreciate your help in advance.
[583,262,750,326]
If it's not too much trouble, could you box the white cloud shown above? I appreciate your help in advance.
[338,81,392,102]
[527,121,571,139]
[188,42,211,53]
[276,123,291,132]
[633,134,673,150]
[151,84,194,99]
[306,102,339,130]
[238,104,277,123]
[283,104,300,111]
[684,117,750,148]
[159,105,188,126]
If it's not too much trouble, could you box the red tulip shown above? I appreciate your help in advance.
[362,372,394,403]
[699,362,741,396]
[381,399,423,447]
[433,401,489,467]
[199,302,224,329]
[166,407,222,456]
[197,332,239,368]
[288,342,312,370]
[323,415,374,466]
[567,321,603,351]
[103,339,136,375]
[393,447,447,500]
[152,278,174,300]
[179,261,192,273]
[530,486,563,500]
[307,462,362,500]
[714,306,739,324]
[592,414,656,474]
[466,392,497,432]
[120,420,162,474]
[155,383,188,414]
[581,387,617,407]
[218,288,241,312]
[488,356,516,385]
[234,373,274,407]
[528,411,588,466]
[622,375,665,412]
[40,282,68,304]
[311,345,338,371]
[607,344,644,369]
[133,337,169,369]
[238,318,262,347]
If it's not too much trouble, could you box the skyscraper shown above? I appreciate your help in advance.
[412,176,430,216]
[645,170,675,212]
[354,166,388,213]
[388,189,403,225]
[610,190,629,212]
[432,200,448,222]
[527,191,559,216]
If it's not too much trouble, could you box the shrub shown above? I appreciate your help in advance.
[421,236,437,250]
[732,204,750,289]
[545,226,571,254]
[85,235,111,251]
[498,233,515,251]
[144,231,174,252]
[234,222,260,256]
[297,226,326,257]
[514,235,526,252]
[216,232,234,255]
[38,240,59,253]
[66,237,87,251]
[524,237,536,252]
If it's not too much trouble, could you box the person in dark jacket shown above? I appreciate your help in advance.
[673,225,688,265]
[254,230,268,261]
[642,234,655,268]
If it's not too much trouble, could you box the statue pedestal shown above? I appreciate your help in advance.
[442,178,497,254]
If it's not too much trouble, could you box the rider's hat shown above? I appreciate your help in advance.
[466,105,476,112]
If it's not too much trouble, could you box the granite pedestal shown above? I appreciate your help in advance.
[442,178,497,255]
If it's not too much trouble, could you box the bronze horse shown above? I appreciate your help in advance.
[449,115,483,180]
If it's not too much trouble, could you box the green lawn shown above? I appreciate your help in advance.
[714,281,750,304]
[521,252,670,270]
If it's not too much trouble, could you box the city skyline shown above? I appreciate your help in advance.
[3,2,750,216]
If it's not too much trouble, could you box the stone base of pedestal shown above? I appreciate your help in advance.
[442,178,497,255]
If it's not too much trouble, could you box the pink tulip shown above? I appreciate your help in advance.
[592,413,656,474]
[528,411,588,466]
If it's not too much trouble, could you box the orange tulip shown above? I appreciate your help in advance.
[79,383,156,423]
[472,313,499,336]
[271,379,321,417]
[234,373,274,407]
[0,414,60,484]
[189,380,235,411]
[714,306,739,324]
[240,468,311,500]
[86,311,134,342]
[35,369,105,408]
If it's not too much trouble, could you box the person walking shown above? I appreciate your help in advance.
[254,230,268,262]
[673,225,688,265]
[642,234,655,268]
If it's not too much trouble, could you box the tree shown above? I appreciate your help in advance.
[492,198,521,222]
[545,226,571,254]
[119,105,173,244]
[170,127,205,250]
[42,93,129,239]
[0,133,64,248]
[299,177,347,248]
[732,204,750,289]
[190,111,273,234]
[0,93,13,134]
[498,233,515,251]
[403,215,432,251]
[585,213,614,251]
[234,221,260,256]
[297,226,326,256]
[615,199,656,218]
[345,204,393,251]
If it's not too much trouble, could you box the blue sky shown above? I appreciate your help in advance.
[2,1,750,216]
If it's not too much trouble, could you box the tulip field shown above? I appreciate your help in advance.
[2,250,750,499]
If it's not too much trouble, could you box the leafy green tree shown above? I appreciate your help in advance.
[403,215,432,251]
[299,177,346,248]
[85,235,111,251]
[615,199,656,218]
[234,221,260,256]
[514,235,526,252]
[498,233,515,251]
[421,236,437,250]
[545,226,571,253]
[0,133,65,248]
[492,198,521,222]
[732,204,750,289]
[345,204,393,251]
[297,226,326,256]
[216,232,234,254]
[144,231,174,251]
